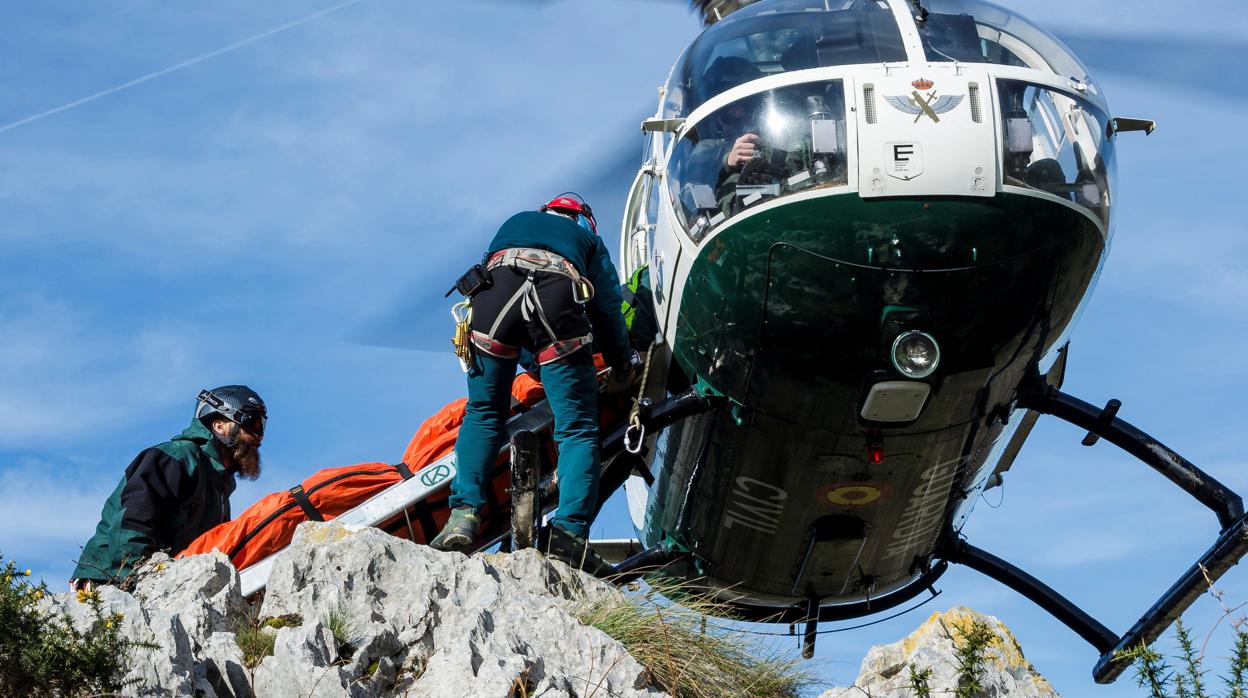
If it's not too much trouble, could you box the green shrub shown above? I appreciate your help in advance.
[0,554,151,696]
[1118,619,1248,697]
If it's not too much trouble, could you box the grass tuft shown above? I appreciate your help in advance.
[575,580,815,698]
[323,603,359,658]
[234,624,277,671]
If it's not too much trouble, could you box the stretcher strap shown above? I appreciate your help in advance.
[394,462,415,480]
[288,484,324,522]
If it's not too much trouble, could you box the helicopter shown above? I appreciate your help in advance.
[200,0,1248,685]
[0,0,1238,689]
[561,0,1248,684]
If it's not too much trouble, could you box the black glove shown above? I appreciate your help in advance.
[607,351,643,393]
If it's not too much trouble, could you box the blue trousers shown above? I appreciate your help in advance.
[449,350,600,538]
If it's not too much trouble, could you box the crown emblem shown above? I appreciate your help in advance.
[911,78,934,90]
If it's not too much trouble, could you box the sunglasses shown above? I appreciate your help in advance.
[240,411,266,437]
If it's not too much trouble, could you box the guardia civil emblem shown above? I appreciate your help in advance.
[885,78,964,123]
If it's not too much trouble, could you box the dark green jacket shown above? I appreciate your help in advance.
[488,210,632,371]
[72,420,237,583]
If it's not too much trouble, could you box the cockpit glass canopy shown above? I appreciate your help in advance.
[664,0,906,119]
[915,0,1092,84]
[667,79,850,240]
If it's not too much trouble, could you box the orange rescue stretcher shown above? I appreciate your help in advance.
[179,357,632,597]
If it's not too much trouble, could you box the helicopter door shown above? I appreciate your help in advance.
[619,163,659,280]
[854,68,996,199]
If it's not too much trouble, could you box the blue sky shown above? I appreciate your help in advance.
[1,1,1245,694]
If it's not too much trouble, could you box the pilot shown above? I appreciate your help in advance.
[71,385,266,590]
[430,195,640,577]
[685,56,766,210]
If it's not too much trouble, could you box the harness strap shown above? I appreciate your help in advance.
[288,484,324,522]
[488,248,581,281]
[486,274,532,340]
[489,248,594,303]
[471,331,521,359]
[536,334,594,365]
[521,282,560,343]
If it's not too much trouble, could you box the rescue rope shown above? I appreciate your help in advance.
[624,337,661,454]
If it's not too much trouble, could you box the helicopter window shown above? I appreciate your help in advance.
[917,12,1037,70]
[666,79,850,242]
[915,0,1094,91]
[998,79,1115,227]
[667,1,905,118]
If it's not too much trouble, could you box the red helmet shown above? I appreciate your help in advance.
[540,192,597,234]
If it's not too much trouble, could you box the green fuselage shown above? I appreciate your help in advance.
[643,191,1105,609]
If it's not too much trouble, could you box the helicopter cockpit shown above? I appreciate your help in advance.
[661,0,1115,240]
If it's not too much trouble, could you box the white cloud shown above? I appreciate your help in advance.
[0,457,119,579]
[0,293,209,445]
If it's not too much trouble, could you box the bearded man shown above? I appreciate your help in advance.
[70,385,266,588]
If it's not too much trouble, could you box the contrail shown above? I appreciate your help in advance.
[0,0,367,135]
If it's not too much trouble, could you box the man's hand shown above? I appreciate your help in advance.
[606,351,644,394]
[727,133,761,169]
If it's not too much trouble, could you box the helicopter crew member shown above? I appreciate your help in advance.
[432,194,639,576]
[685,56,766,212]
[70,385,267,589]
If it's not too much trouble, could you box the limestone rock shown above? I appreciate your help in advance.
[259,522,667,698]
[45,521,670,697]
[821,607,1059,698]
[46,584,210,696]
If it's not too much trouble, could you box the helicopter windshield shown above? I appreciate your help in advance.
[914,1,1093,85]
[664,0,906,119]
[999,79,1114,227]
[667,79,850,239]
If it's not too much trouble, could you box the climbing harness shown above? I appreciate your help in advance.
[469,248,596,366]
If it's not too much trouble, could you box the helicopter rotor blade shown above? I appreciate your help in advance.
[1056,33,1248,103]
[347,129,645,353]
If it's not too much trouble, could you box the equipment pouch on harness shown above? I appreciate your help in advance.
[445,264,493,299]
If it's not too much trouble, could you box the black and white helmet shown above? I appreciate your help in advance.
[195,385,267,440]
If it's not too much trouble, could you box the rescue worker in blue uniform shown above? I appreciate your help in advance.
[431,194,638,576]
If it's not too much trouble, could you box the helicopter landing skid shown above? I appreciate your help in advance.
[948,378,1248,684]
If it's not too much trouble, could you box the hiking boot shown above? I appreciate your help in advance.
[430,507,480,552]
[543,525,615,578]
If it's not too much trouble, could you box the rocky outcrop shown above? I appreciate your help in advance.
[821,607,1059,698]
[43,524,1058,697]
[45,522,669,698]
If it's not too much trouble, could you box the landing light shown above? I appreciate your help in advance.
[891,331,940,379]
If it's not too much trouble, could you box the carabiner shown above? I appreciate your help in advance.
[624,421,645,455]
